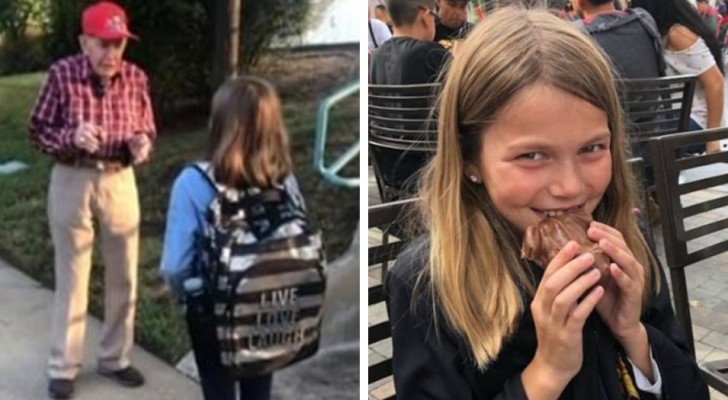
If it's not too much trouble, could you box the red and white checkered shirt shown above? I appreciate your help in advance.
[28,54,156,163]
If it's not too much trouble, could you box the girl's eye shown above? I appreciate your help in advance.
[580,144,607,153]
[518,152,545,160]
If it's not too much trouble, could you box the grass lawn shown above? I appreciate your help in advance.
[0,52,359,364]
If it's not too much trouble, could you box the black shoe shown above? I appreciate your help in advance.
[98,366,145,387]
[48,378,74,399]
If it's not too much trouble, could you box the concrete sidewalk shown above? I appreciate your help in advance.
[0,231,361,400]
[0,258,200,400]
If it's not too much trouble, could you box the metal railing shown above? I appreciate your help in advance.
[313,80,360,188]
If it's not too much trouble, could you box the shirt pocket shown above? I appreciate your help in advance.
[66,95,87,127]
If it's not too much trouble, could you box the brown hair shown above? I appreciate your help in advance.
[207,76,292,188]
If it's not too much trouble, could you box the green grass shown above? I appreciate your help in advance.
[0,72,359,363]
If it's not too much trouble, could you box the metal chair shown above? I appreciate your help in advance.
[368,83,440,203]
[618,74,697,189]
[368,198,419,400]
[650,127,728,395]
[626,157,656,243]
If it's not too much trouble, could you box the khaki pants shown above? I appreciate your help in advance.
[47,163,139,379]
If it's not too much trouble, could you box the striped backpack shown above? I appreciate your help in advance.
[193,163,326,377]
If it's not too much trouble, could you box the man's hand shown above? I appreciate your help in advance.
[128,134,152,164]
[74,122,102,153]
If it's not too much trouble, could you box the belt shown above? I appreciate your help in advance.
[59,158,128,172]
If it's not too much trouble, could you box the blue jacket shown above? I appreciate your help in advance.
[159,163,304,300]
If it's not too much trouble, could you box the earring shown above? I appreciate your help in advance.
[469,175,479,183]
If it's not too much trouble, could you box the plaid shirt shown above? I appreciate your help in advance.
[28,54,156,163]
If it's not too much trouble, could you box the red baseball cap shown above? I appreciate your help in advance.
[82,1,138,40]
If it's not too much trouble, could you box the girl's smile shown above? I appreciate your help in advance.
[470,83,613,234]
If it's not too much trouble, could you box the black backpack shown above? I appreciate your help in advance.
[193,163,326,377]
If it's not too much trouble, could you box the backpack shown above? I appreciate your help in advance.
[193,163,326,377]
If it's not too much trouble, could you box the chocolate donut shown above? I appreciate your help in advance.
[521,213,610,286]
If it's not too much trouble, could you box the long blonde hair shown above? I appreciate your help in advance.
[207,76,292,189]
[417,7,658,368]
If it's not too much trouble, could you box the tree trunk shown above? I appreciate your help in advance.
[229,0,241,77]
[212,0,229,87]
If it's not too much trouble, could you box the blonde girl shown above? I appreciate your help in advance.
[386,8,709,400]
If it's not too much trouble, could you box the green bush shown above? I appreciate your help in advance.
[0,35,49,75]
[240,0,311,67]
[0,0,49,75]
[0,0,48,42]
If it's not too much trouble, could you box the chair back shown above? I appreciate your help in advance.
[619,74,698,201]
[368,198,419,400]
[619,74,696,143]
[650,128,728,394]
[368,84,441,202]
[626,156,656,242]
[369,83,440,140]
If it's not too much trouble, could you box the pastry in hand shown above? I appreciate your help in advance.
[521,212,610,286]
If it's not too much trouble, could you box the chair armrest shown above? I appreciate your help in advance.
[700,359,728,395]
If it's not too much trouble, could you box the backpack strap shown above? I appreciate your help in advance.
[369,20,378,49]
[191,162,305,221]
[192,162,223,193]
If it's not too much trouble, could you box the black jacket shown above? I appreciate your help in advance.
[434,20,474,42]
[369,36,450,85]
[385,238,709,399]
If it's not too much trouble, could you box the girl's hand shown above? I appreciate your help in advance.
[527,241,605,390]
[587,221,645,340]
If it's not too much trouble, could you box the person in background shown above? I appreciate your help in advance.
[160,76,305,400]
[369,0,450,195]
[558,1,579,21]
[718,0,727,16]
[370,0,450,84]
[28,1,155,399]
[434,0,474,41]
[386,7,710,399]
[375,4,394,31]
[696,0,720,36]
[574,0,664,93]
[632,0,725,154]
[369,13,393,53]
[718,4,728,44]
[573,0,665,189]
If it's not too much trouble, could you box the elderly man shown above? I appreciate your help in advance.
[434,0,473,42]
[28,1,155,399]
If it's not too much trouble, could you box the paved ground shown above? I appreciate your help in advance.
[0,230,360,400]
[367,166,728,400]
[0,259,200,400]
